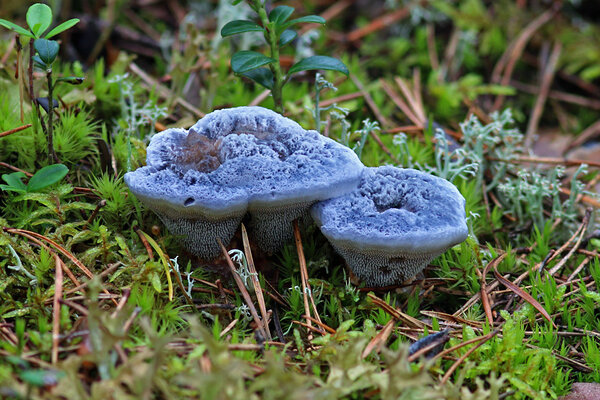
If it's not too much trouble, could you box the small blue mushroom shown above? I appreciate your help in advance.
[125,106,363,259]
[311,166,468,287]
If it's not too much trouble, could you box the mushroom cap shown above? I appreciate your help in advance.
[125,107,364,218]
[124,106,364,257]
[311,166,468,255]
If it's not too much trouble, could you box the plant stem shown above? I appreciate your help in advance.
[255,0,284,114]
[28,38,34,103]
[15,36,24,123]
[28,39,49,149]
[314,80,321,133]
[46,70,58,163]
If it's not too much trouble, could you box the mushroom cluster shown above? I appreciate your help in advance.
[125,106,364,259]
[311,167,468,286]
[126,106,468,286]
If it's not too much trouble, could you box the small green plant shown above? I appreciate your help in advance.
[310,72,349,133]
[0,3,81,163]
[221,1,348,113]
[0,164,68,193]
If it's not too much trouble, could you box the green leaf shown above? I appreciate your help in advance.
[27,164,68,192]
[288,56,349,75]
[45,18,79,38]
[221,20,264,37]
[1,172,27,193]
[279,29,297,46]
[269,6,295,26]
[32,55,47,69]
[26,3,53,38]
[34,38,59,65]
[282,15,325,30]
[231,51,275,74]
[0,19,34,37]
[240,67,274,89]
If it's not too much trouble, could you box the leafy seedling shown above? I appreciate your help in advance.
[0,3,81,163]
[1,164,68,193]
[0,3,79,40]
[222,1,348,113]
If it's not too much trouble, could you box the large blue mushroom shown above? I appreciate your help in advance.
[125,106,364,259]
[311,166,468,286]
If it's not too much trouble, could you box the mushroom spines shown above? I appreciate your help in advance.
[158,214,244,260]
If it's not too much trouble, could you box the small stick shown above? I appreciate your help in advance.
[319,92,363,108]
[298,0,352,36]
[52,254,64,364]
[218,239,267,340]
[111,288,131,318]
[547,209,591,277]
[122,307,141,334]
[524,41,562,148]
[347,8,409,42]
[407,338,448,362]
[59,262,122,298]
[0,162,33,176]
[367,293,425,328]
[292,320,326,335]
[134,226,154,259]
[58,298,89,315]
[432,330,495,362]
[480,253,508,326]
[511,80,600,110]
[440,328,501,384]
[249,90,271,107]
[426,24,439,72]
[381,80,421,127]
[395,76,425,123]
[412,69,425,122]
[6,229,82,289]
[491,8,556,111]
[350,76,399,163]
[439,29,460,81]
[567,118,600,151]
[82,199,106,230]
[303,315,336,334]
[241,223,271,340]
[5,228,117,305]
[566,256,592,283]
[351,75,391,128]
[220,319,238,338]
[0,124,32,138]
[487,155,600,169]
[5,228,94,278]
[361,318,395,359]
[293,220,321,338]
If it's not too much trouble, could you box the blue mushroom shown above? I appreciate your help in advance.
[125,106,363,259]
[311,166,468,287]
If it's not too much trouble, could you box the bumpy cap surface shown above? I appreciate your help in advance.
[124,106,364,257]
[126,107,363,215]
[311,166,468,285]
